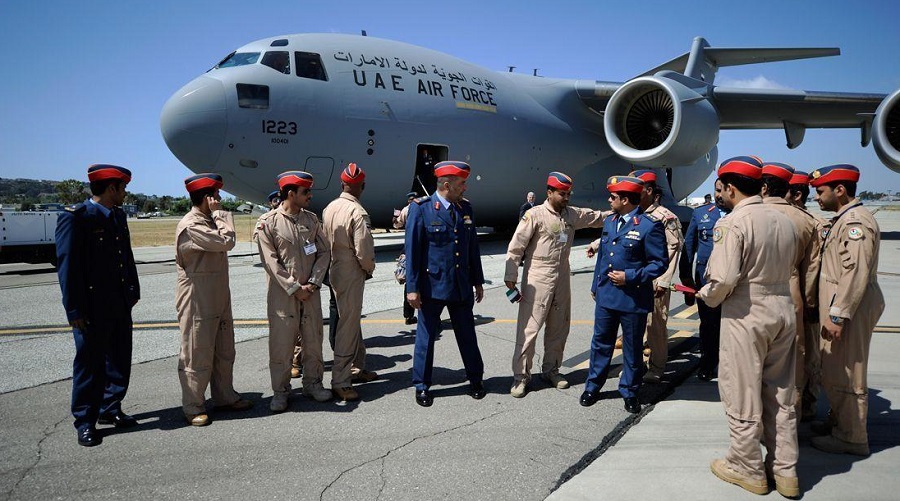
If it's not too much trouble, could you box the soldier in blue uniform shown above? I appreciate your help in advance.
[55,164,140,447]
[679,179,728,380]
[581,176,667,413]
[405,161,486,407]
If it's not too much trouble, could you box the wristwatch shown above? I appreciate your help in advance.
[830,315,845,325]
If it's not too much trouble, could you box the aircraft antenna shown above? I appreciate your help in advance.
[508,66,515,73]
[533,68,540,77]
[361,30,367,36]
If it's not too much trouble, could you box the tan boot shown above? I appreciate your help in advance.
[334,386,360,402]
[186,413,209,427]
[541,371,570,389]
[710,458,768,495]
[811,435,870,456]
[614,337,623,350]
[351,368,378,383]
[290,366,302,378]
[302,382,333,402]
[774,474,800,499]
[510,378,528,398]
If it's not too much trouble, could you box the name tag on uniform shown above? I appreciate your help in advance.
[558,232,568,243]
[303,242,317,255]
[626,230,641,240]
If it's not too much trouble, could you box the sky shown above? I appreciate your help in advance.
[1,0,899,199]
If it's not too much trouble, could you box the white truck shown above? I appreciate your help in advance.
[0,209,61,265]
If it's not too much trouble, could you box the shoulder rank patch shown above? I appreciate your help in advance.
[413,196,430,205]
[848,226,864,240]
[713,227,727,243]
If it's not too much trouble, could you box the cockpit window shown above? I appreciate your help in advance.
[262,51,290,74]
[236,84,269,109]
[214,52,261,69]
[295,52,327,81]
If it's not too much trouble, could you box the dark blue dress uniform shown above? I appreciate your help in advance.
[56,199,140,432]
[585,208,667,400]
[680,202,725,375]
[405,194,485,392]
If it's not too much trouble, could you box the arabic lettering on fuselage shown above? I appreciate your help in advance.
[332,50,498,107]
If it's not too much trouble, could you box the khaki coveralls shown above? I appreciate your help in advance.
[256,206,330,396]
[763,197,823,415]
[322,192,376,389]
[819,200,884,446]
[698,196,799,480]
[504,201,605,380]
[175,208,242,416]
[643,203,683,377]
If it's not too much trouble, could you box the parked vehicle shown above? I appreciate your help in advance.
[0,209,61,265]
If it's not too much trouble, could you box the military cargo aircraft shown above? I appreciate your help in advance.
[159,34,900,226]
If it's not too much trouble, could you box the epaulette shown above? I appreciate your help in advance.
[65,203,85,213]
[413,195,431,205]
[258,210,277,222]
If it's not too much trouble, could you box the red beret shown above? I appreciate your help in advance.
[607,175,644,194]
[547,171,573,191]
[718,156,763,179]
[809,164,860,187]
[761,162,795,183]
[789,170,810,186]
[277,171,314,190]
[340,162,366,184]
[629,169,657,183]
[87,164,131,183]
[184,173,223,193]
[434,161,471,179]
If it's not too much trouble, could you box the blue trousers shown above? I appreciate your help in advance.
[71,316,133,430]
[584,304,647,398]
[412,298,484,391]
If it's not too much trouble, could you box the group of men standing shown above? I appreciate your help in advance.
[57,155,884,501]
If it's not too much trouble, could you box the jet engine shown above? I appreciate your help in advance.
[873,88,900,173]
[604,72,719,168]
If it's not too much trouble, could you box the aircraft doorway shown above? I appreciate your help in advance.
[411,144,447,196]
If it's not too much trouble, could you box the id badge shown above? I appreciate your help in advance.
[303,242,317,255]
[558,232,568,243]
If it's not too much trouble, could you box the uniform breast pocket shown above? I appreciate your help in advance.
[622,240,640,258]
[426,225,450,244]
[600,235,610,245]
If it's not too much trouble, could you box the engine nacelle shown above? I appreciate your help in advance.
[604,73,719,168]
[873,88,900,173]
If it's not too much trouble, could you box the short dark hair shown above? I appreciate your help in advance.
[789,183,810,203]
[761,175,790,198]
[616,191,641,206]
[823,181,857,198]
[279,186,295,201]
[719,173,762,196]
[89,179,124,197]
[190,187,216,206]
[645,181,662,201]
[436,175,454,186]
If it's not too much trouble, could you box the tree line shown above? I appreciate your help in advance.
[0,178,244,214]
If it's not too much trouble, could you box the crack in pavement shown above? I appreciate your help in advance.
[318,409,509,501]
[6,413,68,500]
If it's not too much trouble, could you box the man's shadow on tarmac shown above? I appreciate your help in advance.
[797,387,898,493]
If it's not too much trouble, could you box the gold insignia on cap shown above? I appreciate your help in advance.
[812,170,821,178]
[610,177,618,184]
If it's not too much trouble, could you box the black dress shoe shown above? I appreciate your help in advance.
[77,427,102,447]
[468,381,486,400]
[405,316,417,325]
[415,389,433,407]
[98,411,138,428]
[624,397,641,414]
[697,369,714,381]
[580,390,600,407]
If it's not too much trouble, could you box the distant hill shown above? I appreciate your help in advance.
[0,178,67,202]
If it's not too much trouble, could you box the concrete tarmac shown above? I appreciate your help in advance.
[1,208,899,500]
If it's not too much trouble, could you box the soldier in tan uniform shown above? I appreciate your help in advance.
[697,156,800,498]
[628,169,683,383]
[257,171,332,412]
[760,162,823,420]
[788,170,827,421]
[504,172,605,397]
[175,174,254,426]
[322,163,377,402]
[254,190,306,380]
[393,191,418,325]
[809,164,884,456]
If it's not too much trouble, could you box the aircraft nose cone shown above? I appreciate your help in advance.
[160,76,227,170]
